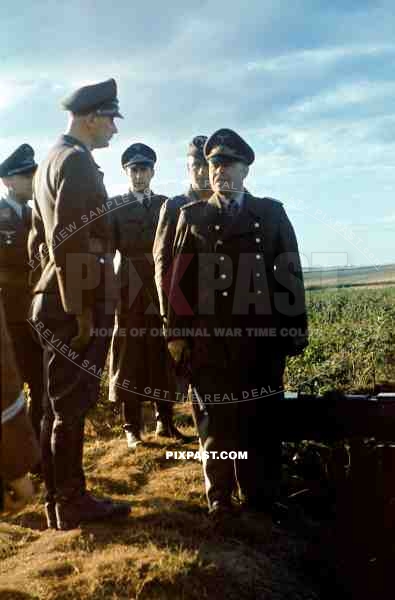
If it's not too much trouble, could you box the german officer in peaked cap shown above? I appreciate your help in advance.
[166,128,308,518]
[153,136,211,428]
[109,143,188,449]
[204,128,255,165]
[0,144,44,461]
[0,144,38,178]
[28,79,130,529]
[121,142,156,169]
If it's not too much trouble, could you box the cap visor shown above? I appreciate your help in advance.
[124,160,154,168]
[96,109,124,119]
[7,164,38,176]
[208,153,244,162]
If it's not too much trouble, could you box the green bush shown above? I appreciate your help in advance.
[285,287,395,394]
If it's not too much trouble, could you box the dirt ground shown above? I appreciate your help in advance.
[0,418,327,600]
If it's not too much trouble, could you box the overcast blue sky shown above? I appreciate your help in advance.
[1,0,394,267]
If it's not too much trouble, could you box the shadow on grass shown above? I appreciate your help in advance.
[88,475,142,496]
[8,509,48,532]
[0,592,41,600]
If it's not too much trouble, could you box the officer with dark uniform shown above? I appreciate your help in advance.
[109,143,187,449]
[0,144,44,450]
[29,79,131,529]
[153,135,211,320]
[166,129,308,517]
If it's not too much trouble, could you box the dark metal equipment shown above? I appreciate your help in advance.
[280,391,395,441]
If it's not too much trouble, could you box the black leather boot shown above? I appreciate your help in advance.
[55,492,131,530]
[52,416,87,501]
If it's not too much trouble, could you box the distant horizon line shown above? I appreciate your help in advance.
[303,262,395,271]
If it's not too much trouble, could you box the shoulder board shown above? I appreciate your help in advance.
[169,193,187,201]
[62,138,83,152]
[263,196,283,206]
[180,198,206,211]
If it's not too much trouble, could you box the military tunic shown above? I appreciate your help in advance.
[0,196,44,442]
[167,191,308,508]
[109,191,176,429]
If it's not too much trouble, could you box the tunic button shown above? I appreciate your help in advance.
[219,256,225,261]
[254,222,260,228]
[256,273,261,278]
[255,237,261,243]
[215,224,221,231]
[217,240,224,245]
[256,254,262,260]
[99,257,105,264]
[257,290,262,295]
[220,273,227,279]
[6,239,12,246]
[222,291,228,297]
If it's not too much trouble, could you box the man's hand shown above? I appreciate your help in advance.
[70,306,94,352]
[167,339,190,365]
[3,475,35,514]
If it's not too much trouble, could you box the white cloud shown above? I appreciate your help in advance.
[246,44,395,73]
[0,80,36,111]
[291,80,395,115]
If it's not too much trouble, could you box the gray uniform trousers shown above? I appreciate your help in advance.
[190,356,284,510]
[30,292,113,502]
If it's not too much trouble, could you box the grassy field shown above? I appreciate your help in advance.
[286,286,395,394]
[1,286,394,599]
[303,263,395,290]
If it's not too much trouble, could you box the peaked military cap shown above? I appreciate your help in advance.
[187,135,208,160]
[0,144,37,178]
[204,128,255,165]
[121,143,157,168]
[61,78,123,118]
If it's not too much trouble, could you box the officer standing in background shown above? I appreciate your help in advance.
[153,135,211,321]
[166,129,308,518]
[29,79,131,530]
[109,143,187,449]
[0,144,44,453]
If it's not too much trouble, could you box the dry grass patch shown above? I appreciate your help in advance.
[0,424,321,599]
